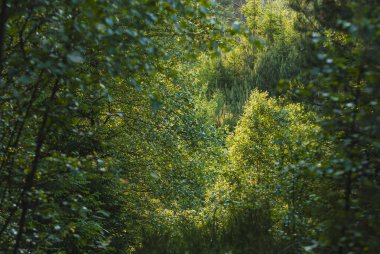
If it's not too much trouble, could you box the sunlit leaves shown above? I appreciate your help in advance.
[0,0,226,253]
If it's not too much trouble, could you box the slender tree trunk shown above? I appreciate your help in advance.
[13,80,59,254]
[0,0,8,74]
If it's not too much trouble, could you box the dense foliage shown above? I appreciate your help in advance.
[0,0,379,253]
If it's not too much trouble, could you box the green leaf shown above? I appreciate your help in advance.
[150,172,159,180]
[67,52,83,64]
[231,21,241,33]
[150,95,162,111]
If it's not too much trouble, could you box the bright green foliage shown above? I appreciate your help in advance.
[0,0,379,253]
[203,90,324,253]
[200,0,307,128]
[0,0,225,253]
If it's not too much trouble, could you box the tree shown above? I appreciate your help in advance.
[203,90,324,253]
[0,0,224,252]
[290,0,380,252]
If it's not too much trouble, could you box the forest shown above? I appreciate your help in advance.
[0,0,379,253]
